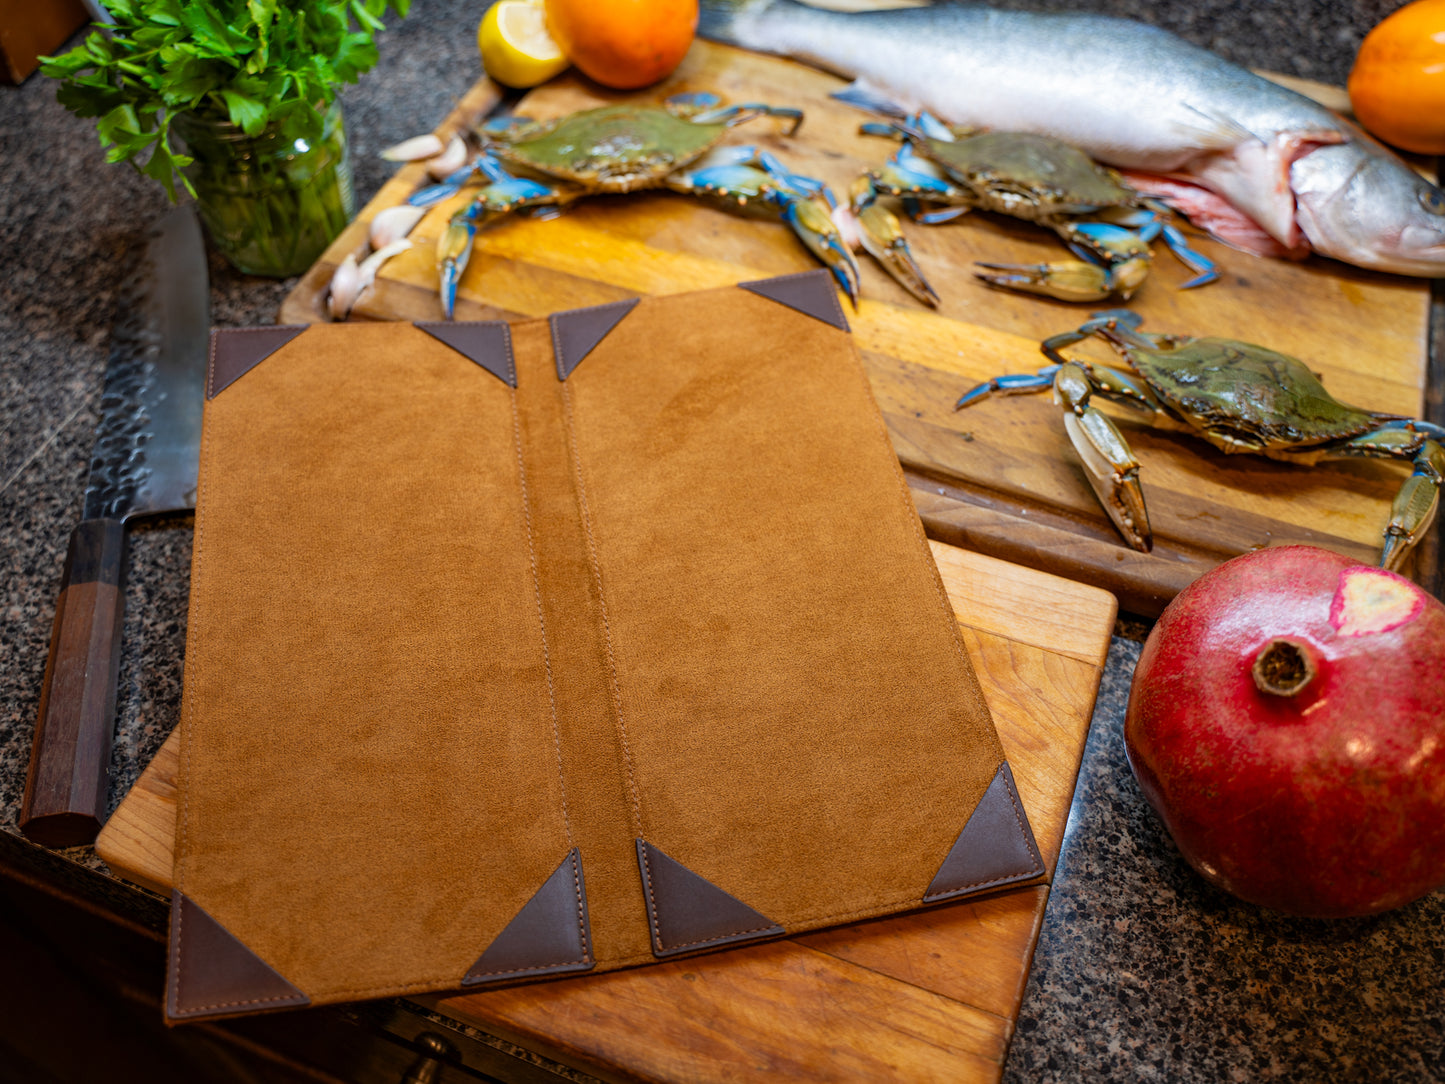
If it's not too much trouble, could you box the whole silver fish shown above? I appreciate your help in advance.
[699,0,1445,276]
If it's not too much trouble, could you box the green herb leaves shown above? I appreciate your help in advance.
[42,0,409,200]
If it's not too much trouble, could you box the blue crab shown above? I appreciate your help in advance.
[955,311,1445,571]
[849,112,1217,306]
[418,93,859,318]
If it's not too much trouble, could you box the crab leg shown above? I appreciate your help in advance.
[666,156,861,307]
[1380,442,1445,572]
[953,370,1056,409]
[436,175,566,318]
[975,259,1144,303]
[668,145,825,200]
[409,150,514,209]
[845,176,939,307]
[1053,363,1153,552]
[688,102,804,136]
[1090,205,1220,289]
[870,143,965,203]
[955,351,1154,549]
[783,195,861,307]
[1318,423,1445,572]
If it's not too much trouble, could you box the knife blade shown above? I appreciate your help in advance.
[21,204,210,847]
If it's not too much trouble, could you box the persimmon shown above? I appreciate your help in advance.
[1348,0,1445,155]
[544,0,698,90]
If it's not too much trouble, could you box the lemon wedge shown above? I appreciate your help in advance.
[478,0,571,89]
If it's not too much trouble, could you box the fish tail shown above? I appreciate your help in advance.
[697,0,777,46]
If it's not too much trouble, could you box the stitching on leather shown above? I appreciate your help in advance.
[497,323,516,387]
[840,310,986,736]
[658,924,781,952]
[823,279,847,330]
[743,270,849,331]
[510,388,574,844]
[176,333,311,1016]
[922,767,1045,901]
[549,300,637,382]
[464,961,588,981]
[170,900,307,1015]
[172,382,215,1006]
[834,330,1041,902]
[638,842,663,950]
[998,766,1045,869]
[638,843,777,953]
[206,326,304,399]
[548,313,566,380]
[570,848,592,964]
[562,381,645,836]
[467,851,592,979]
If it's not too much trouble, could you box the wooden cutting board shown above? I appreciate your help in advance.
[96,540,1116,1083]
[280,41,1434,616]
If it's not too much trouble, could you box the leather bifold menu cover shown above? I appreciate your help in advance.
[166,271,1044,1022]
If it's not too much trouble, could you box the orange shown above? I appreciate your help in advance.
[544,0,698,90]
[1348,0,1445,155]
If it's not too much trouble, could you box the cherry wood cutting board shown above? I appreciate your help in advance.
[279,42,1434,616]
[97,540,1116,1083]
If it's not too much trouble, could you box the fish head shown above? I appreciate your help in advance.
[1290,141,1445,277]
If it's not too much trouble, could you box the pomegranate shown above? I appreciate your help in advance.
[1125,545,1445,917]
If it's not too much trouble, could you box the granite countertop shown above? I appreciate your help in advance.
[2,1,1442,1080]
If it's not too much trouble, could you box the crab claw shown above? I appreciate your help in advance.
[436,217,476,320]
[433,176,561,318]
[1054,363,1152,552]
[975,259,1146,303]
[782,194,861,308]
[1381,439,1445,572]
[846,177,938,307]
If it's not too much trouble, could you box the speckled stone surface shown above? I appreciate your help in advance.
[1,1,1441,1079]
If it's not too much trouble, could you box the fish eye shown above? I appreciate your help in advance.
[1419,187,1445,216]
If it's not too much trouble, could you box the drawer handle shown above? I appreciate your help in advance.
[400,1032,457,1084]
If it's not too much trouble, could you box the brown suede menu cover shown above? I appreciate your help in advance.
[166,270,1044,1023]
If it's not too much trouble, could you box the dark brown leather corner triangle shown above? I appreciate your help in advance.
[166,892,308,1021]
[207,325,308,399]
[924,761,1045,902]
[739,269,849,332]
[635,839,784,958]
[414,320,516,387]
[549,298,639,380]
[462,848,593,985]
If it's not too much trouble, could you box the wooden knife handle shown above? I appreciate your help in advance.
[20,519,127,847]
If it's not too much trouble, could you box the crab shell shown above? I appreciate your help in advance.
[1110,334,1395,455]
[922,130,1141,221]
[483,105,736,193]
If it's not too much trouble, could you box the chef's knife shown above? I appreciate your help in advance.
[20,205,210,847]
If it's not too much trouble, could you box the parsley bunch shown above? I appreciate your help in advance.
[42,0,411,200]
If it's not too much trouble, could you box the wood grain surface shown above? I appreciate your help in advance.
[281,42,1433,616]
[97,540,1116,1082]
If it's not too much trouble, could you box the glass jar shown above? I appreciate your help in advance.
[173,99,356,277]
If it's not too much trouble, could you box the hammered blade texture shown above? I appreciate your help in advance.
[83,311,159,522]
[82,207,209,523]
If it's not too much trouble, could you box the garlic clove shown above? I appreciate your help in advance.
[380,133,445,161]
[357,239,414,286]
[427,136,469,180]
[327,254,362,321]
[369,205,426,249]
